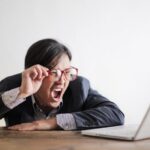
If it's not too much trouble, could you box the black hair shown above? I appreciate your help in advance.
[25,39,72,69]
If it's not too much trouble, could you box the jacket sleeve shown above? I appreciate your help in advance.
[0,96,10,119]
[0,74,21,119]
[72,77,125,130]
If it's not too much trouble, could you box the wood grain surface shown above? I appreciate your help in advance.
[0,128,150,150]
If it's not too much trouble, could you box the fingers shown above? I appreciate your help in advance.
[7,119,57,131]
[18,65,49,98]
[24,65,49,80]
[40,66,49,79]
[7,125,21,130]
[7,123,35,131]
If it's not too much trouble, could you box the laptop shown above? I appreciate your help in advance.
[81,105,150,141]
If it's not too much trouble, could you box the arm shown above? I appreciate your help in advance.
[0,65,59,131]
[0,74,22,119]
[72,77,125,130]
[0,65,49,119]
[0,87,25,119]
[7,117,58,131]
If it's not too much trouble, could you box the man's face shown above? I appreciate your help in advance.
[35,54,71,110]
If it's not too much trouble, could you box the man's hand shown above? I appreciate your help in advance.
[7,117,58,131]
[18,65,49,99]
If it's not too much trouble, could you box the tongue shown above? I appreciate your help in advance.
[53,91,61,98]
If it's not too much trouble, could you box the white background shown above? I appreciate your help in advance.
[0,0,150,126]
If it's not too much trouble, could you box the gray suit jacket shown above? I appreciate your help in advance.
[0,73,124,129]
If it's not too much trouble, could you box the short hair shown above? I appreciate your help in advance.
[25,39,72,69]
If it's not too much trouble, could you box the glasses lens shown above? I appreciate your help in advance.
[50,69,61,81]
[49,67,78,81]
[65,68,78,81]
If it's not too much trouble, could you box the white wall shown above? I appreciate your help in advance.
[0,0,150,126]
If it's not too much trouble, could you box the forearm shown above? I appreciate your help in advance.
[8,117,58,131]
[72,105,124,130]
[8,114,77,131]
[34,117,58,130]
[0,87,25,118]
[35,114,77,130]
[0,96,10,119]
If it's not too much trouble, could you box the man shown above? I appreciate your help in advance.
[0,39,124,131]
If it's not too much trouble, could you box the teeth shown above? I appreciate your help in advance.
[54,89,62,91]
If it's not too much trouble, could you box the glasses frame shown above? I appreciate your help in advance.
[47,66,78,81]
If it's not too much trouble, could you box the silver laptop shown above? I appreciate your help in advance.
[81,105,150,141]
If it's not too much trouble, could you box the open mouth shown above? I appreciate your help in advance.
[51,88,63,102]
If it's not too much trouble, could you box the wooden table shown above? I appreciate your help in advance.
[0,128,150,150]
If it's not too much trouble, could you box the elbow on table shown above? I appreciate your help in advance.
[115,111,125,126]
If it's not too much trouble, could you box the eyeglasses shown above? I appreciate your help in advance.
[47,67,78,81]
